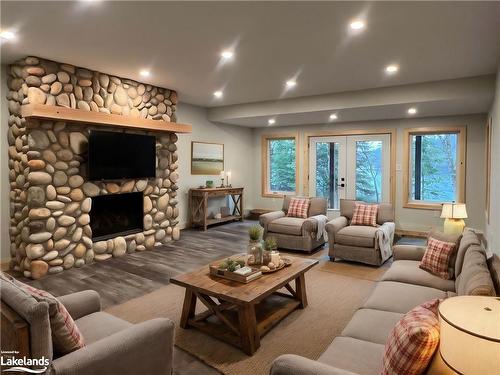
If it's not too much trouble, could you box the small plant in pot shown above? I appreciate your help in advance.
[247,225,263,265]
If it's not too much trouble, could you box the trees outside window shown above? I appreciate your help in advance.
[355,141,382,203]
[262,134,298,196]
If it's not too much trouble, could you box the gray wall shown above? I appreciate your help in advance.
[486,67,500,255]
[1,66,11,263]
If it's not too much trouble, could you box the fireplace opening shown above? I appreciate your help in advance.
[90,192,144,241]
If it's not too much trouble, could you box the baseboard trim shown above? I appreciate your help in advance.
[395,229,429,238]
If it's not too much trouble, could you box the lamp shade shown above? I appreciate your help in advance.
[440,203,468,219]
[439,296,500,374]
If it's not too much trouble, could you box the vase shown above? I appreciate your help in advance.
[246,240,263,266]
[262,249,272,266]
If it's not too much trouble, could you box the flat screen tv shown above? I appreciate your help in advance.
[88,130,156,180]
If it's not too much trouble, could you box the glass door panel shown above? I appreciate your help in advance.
[309,137,346,209]
[346,135,391,203]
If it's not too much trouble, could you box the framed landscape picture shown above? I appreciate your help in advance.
[191,141,224,175]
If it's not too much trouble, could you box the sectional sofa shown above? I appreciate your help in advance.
[271,229,499,375]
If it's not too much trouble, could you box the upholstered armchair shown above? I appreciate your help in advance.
[325,199,395,266]
[0,280,174,375]
[259,196,327,252]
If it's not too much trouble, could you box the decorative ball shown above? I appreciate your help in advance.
[260,265,270,272]
[268,262,276,269]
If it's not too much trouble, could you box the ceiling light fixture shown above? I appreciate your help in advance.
[139,70,150,77]
[213,90,223,98]
[329,113,338,121]
[221,50,234,59]
[349,20,365,30]
[0,30,16,41]
[268,118,276,125]
[408,107,417,115]
[385,64,399,74]
[285,80,297,88]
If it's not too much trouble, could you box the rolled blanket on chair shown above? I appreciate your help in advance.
[310,214,329,241]
[377,222,395,262]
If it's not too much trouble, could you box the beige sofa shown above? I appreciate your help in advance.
[0,279,174,375]
[326,199,395,266]
[259,196,327,252]
[271,229,499,375]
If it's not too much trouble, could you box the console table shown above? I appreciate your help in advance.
[189,187,243,230]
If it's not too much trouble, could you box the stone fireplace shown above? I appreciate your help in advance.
[6,56,186,279]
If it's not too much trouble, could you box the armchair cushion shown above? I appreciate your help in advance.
[271,354,357,375]
[268,217,305,236]
[57,291,101,320]
[76,312,132,345]
[51,318,174,375]
[335,226,378,248]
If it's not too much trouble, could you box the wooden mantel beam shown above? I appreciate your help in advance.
[21,104,192,134]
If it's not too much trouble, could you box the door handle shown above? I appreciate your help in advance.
[338,183,345,188]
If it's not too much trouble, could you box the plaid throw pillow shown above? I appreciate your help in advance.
[287,197,310,218]
[420,237,456,280]
[351,203,378,227]
[0,272,85,355]
[382,299,441,375]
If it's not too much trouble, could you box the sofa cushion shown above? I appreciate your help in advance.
[351,203,378,227]
[318,336,384,375]
[76,312,132,345]
[363,281,447,314]
[382,260,456,292]
[341,309,404,345]
[429,230,462,278]
[381,299,441,375]
[455,245,495,296]
[419,237,456,279]
[268,217,305,236]
[454,228,480,278]
[336,226,378,248]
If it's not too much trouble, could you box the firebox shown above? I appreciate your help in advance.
[90,192,143,241]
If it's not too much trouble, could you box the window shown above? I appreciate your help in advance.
[404,127,466,209]
[262,134,298,197]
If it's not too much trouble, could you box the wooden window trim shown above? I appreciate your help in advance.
[302,128,396,205]
[403,126,467,210]
[261,133,299,198]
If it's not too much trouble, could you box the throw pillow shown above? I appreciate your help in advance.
[420,237,456,280]
[287,197,310,218]
[350,203,378,227]
[0,272,85,355]
[381,299,441,375]
[428,231,462,279]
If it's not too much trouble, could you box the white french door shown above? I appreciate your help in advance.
[309,134,391,210]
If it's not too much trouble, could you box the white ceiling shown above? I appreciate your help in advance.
[2,1,500,111]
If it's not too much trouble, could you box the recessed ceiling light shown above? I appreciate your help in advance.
[213,90,223,98]
[268,118,276,125]
[285,80,297,88]
[329,113,338,121]
[349,20,365,30]
[0,30,16,41]
[221,50,234,59]
[408,107,417,115]
[139,70,150,77]
[385,64,399,74]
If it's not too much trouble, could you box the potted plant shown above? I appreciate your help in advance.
[246,225,263,265]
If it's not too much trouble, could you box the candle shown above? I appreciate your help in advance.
[270,251,280,265]
[226,171,231,185]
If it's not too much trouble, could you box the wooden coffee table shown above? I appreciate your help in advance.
[171,255,318,355]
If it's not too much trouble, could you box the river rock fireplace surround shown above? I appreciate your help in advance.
[6,56,192,279]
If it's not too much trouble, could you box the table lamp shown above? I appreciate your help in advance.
[440,203,467,235]
[438,296,500,374]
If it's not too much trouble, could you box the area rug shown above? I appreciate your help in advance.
[106,264,376,375]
